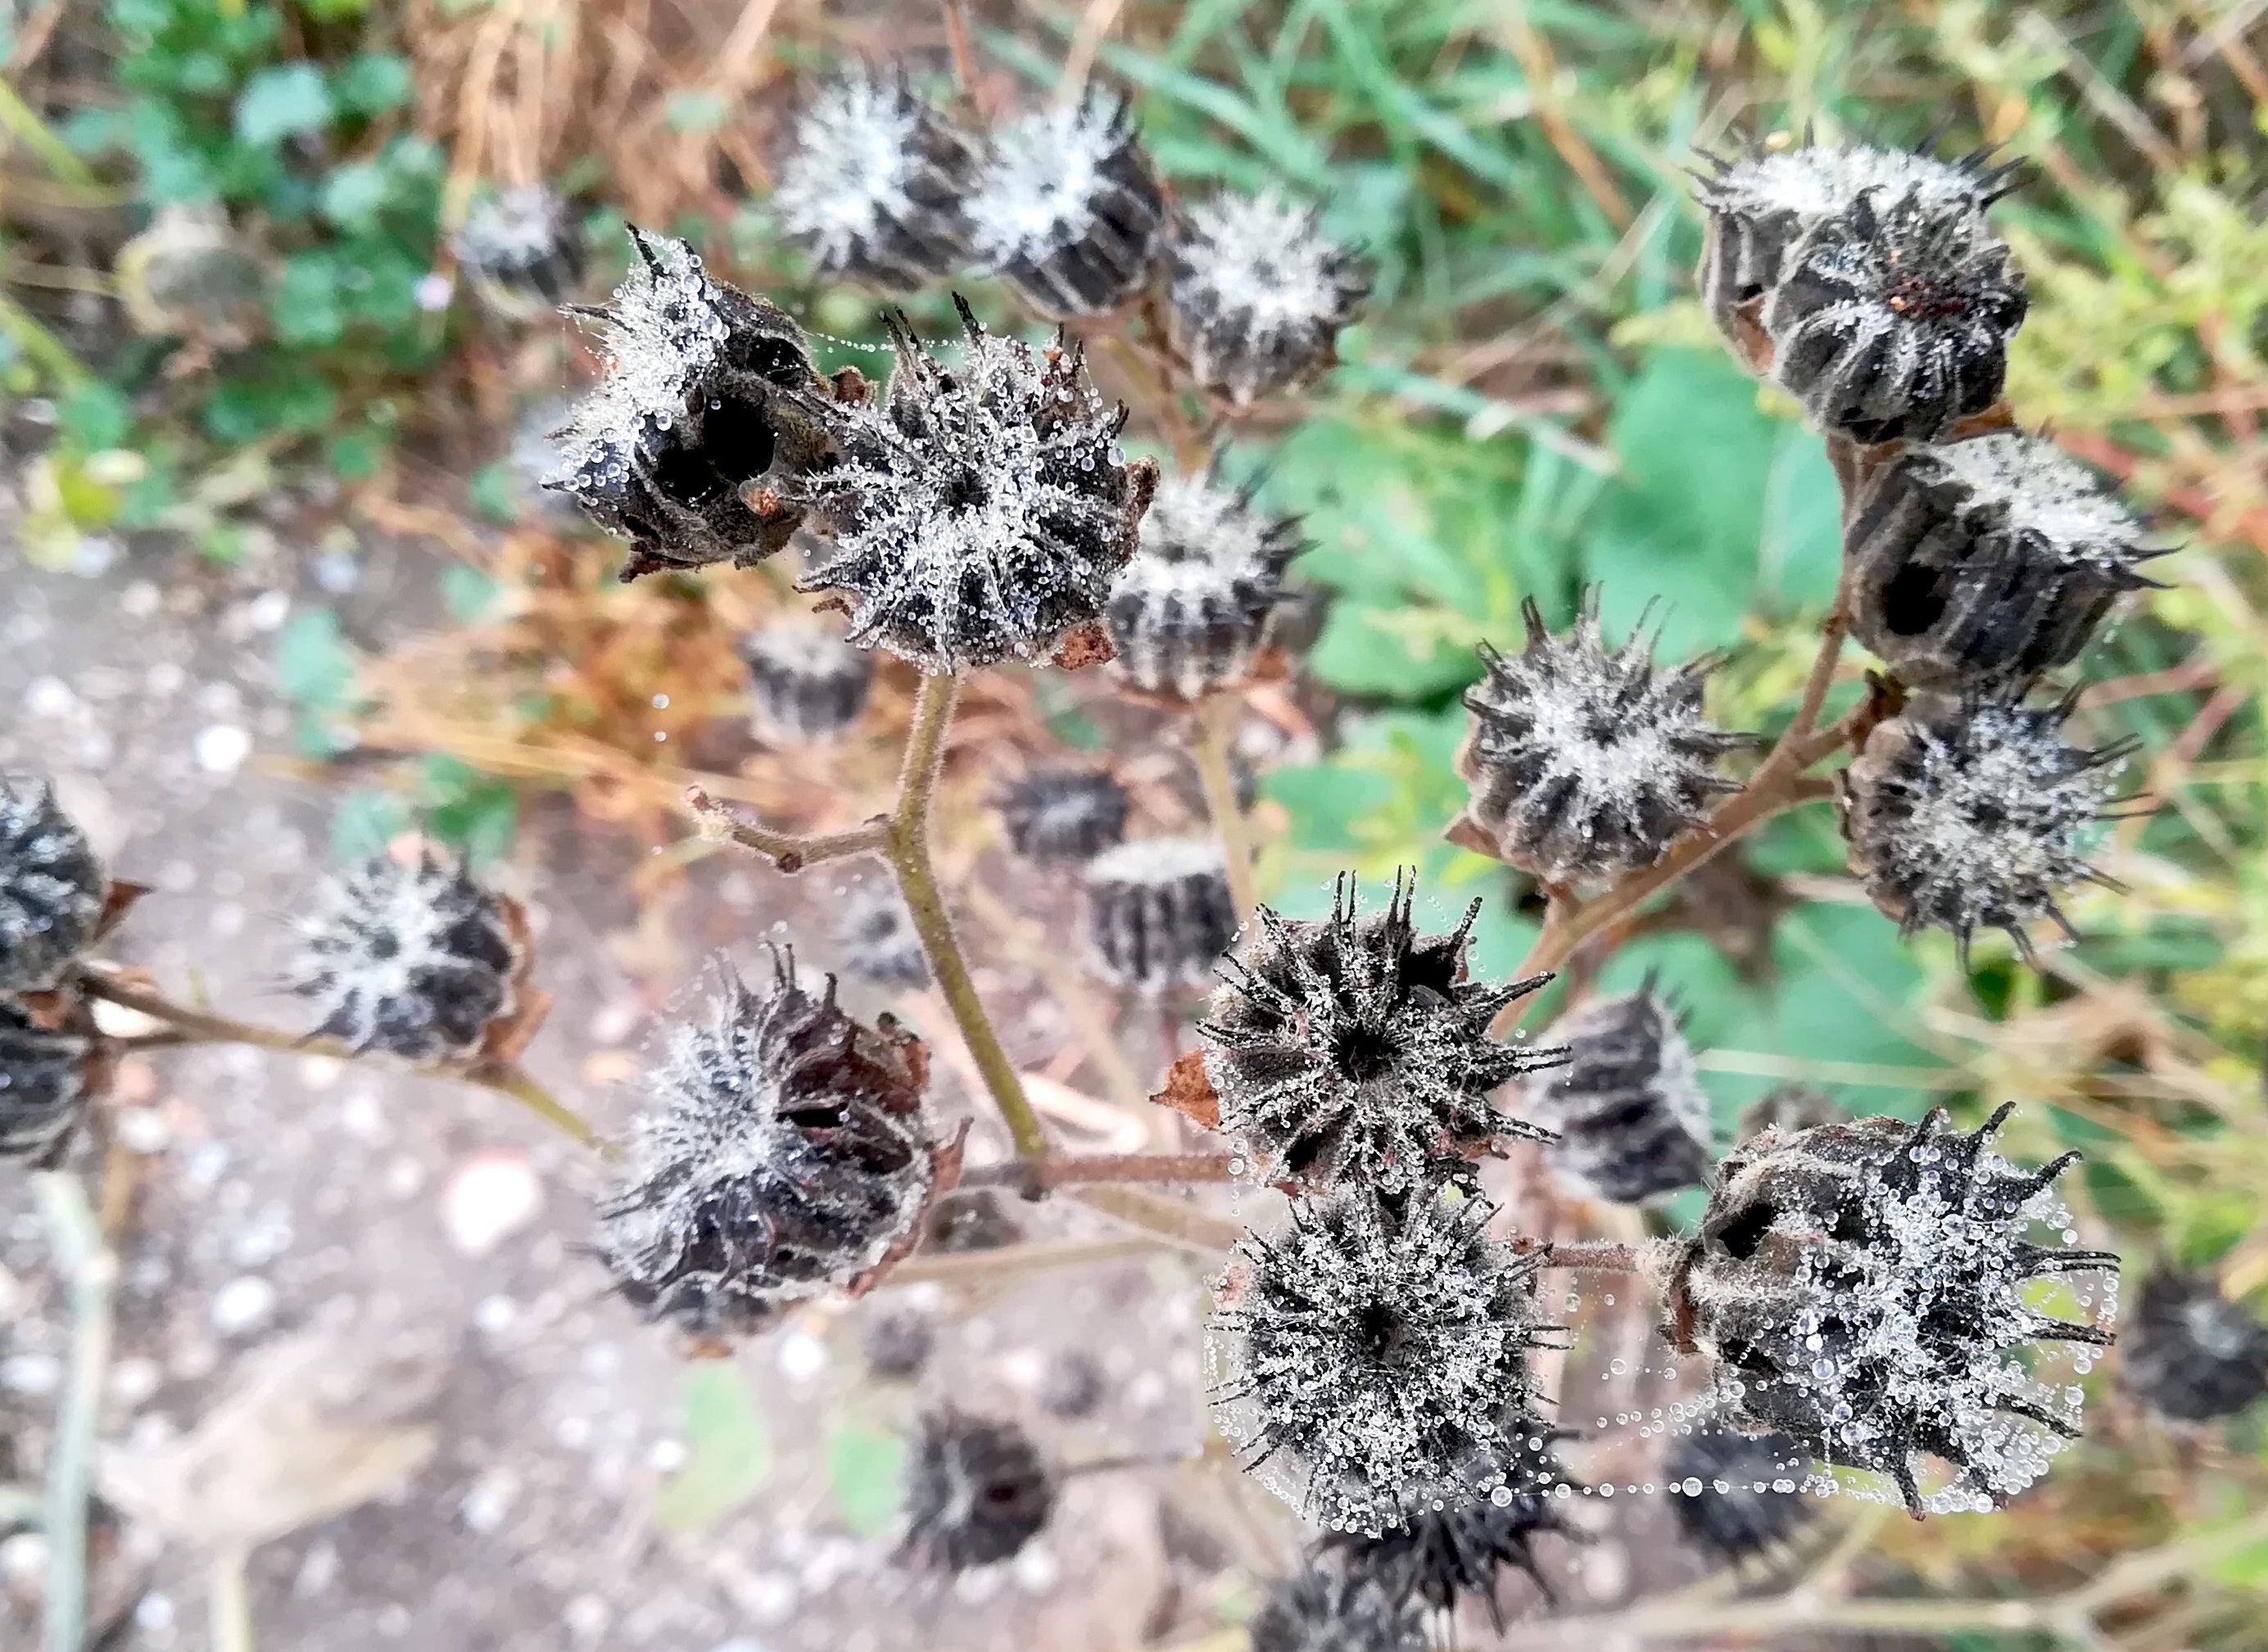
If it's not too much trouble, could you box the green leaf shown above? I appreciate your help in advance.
[332,53,412,116]
[274,608,355,708]
[442,563,500,622]
[420,754,517,866]
[826,1422,907,1539]
[328,429,385,482]
[234,64,333,147]
[2176,1195,2256,1268]
[468,461,518,525]
[319,160,389,229]
[655,1364,772,1533]
[58,382,134,450]
[2082,1158,2162,1228]
[332,787,409,862]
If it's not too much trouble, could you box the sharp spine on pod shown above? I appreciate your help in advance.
[1838,690,2130,962]
[0,772,107,993]
[286,849,526,1063]
[548,228,835,581]
[899,1409,1055,1572]
[1208,1182,1554,1537]
[1201,871,1562,1192]
[771,71,980,294]
[740,625,876,744]
[1450,598,1755,888]
[794,296,1158,674]
[1522,987,1713,1205]
[1105,469,1302,704]
[1845,431,2163,691]
[995,766,1129,865]
[963,90,1167,319]
[592,957,935,1341]
[1084,835,1239,994]
[452,187,585,319]
[1665,1104,2118,1516]
[1164,188,1371,409]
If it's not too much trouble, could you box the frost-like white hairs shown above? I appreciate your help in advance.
[0,772,106,993]
[549,233,733,482]
[772,75,977,292]
[1105,472,1300,701]
[1166,190,1369,407]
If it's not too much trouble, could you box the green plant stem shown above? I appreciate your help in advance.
[32,1171,113,1652]
[79,972,609,1155]
[885,1235,1170,1287]
[1190,694,1256,923]
[0,288,90,391]
[881,673,1051,1175]
[681,787,888,873]
[960,1150,1238,1190]
[209,1548,254,1652]
[0,79,100,190]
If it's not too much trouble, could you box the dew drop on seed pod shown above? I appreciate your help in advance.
[1491,1486,1514,1507]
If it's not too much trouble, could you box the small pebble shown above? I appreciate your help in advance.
[210,1275,278,1337]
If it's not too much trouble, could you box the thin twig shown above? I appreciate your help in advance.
[32,1172,114,1652]
[1190,695,1257,924]
[885,1235,1169,1287]
[683,787,887,873]
[79,973,610,1154]
[959,1150,1238,1190]
[883,675,1052,1174]
[1057,0,1129,105]
[1071,1187,1243,1254]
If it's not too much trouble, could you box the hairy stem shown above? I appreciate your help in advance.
[883,674,1051,1173]
[1532,1238,1648,1271]
[79,973,609,1154]
[33,1171,114,1652]
[960,1151,1238,1191]
[681,787,887,873]
[1191,694,1257,923]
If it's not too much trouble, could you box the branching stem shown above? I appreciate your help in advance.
[79,973,609,1154]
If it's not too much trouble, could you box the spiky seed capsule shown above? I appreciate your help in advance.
[1763,188,2026,444]
[1105,472,1301,702]
[900,1410,1055,1571]
[549,229,832,581]
[0,774,106,993]
[837,881,931,990]
[1451,600,1754,888]
[1322,1444,1581,1625]
[1839,692,2124,960]
[1202,873,1560,1191]
[593,959,933,1339]
[795,299,1157,673]
[772,74,979,294]
[1664,1430,1815,1563]
[1667,1105,2118,1516]
[287,850,522,1061]
[995,766,1129,864]
[0,998,93,1162]
[1084,836,1238,993]
[2122,1271,2268,1423]
[451,188,584,319]
[1247,1568,1425,1652]
[1845,432,2159,690]
[1164,190,1371,409]
[1691,142,2017,350]
[1736,1084,1845,1146]
[740,626,875,744]
[964,93,1166,319]
[1209,1184,1551,1535]
[1521,989,1713,1205]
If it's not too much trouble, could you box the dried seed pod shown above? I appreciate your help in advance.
[2122,1270,2268,1424]
[772,73,979,294]
[901,1409,1055,1571]
[1039,1351,1106,1419]
[1691,141,2017,351]
[1763,187,2026,444]
[1736,1084,1845,1146]
[1664,1429,1816,1564]
[964,92,1166,319]
[0,773,106,993]
[1209,1184,1551,1535]
[550,229,833,579]
[1451,600,1754,888]
[0,998,93,1162]
[1165,189,1370,408]
[1201,872,1560,1191]
[1667,1105,2117,1515]
[795,298,1157,673]
[838,880,931,990]
[452,187,585,319]
[862,1307,935,1381]
[740,625,875,743]
[287,850,523,1062]
[995,767,1129,864]
[1845,432,2160,690]
[925,1188,1021,1253]
[1084,836,1238,993]
[1105,471,1301,702]
[1840,692,2125,960]
[1323,1443,1581,1624]
[593,959,934,1339]
[1248,1568,1425,1652]
[1523,989,1713,1205]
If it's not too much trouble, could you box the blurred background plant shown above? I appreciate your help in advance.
[5,0,2267,1645]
